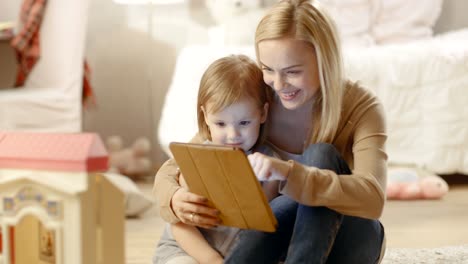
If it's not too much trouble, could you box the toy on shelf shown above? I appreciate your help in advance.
[106,136,152,179]
[0,132,125,264]
[386,166,449,200]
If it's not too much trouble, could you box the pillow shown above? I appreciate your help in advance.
[321,0,444,46]
[104,172,154,217]
[320,0,377,47]
[371,0,444,44]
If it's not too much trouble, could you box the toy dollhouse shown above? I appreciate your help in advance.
[0,132,124,264]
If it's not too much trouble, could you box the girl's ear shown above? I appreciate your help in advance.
[260,102,269,123]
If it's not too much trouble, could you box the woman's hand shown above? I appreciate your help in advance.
[248,152,291,181]
[171,185,221,229]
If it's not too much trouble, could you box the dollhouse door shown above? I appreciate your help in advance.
[13,215,56,264]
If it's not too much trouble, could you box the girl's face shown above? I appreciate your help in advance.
[258,37,320,110]
[203,98,268,151]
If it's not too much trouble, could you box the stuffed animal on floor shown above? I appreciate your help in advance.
[106,136,152,179]
[386,167,449,200]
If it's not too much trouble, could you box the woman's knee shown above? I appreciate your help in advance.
[303,143,350,174]
[295,205,343,233]
[270,195,298,228]
[304,143,340,162]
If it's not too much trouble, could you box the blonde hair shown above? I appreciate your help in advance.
[255,0,344,144]
[197,55,271,145]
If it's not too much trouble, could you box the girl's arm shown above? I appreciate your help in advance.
[171,223,223,264]
[172,175,223,264]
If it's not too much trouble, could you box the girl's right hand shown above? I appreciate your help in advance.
[171,187,221,229]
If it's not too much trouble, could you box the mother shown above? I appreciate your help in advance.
[154,0,387,263]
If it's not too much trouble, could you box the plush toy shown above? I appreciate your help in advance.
[106,136,152,179]
[386,167,449,200]
[205,0,267,46]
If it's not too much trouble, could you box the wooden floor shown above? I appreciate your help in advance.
[126,180,468,263]
[381,184,468,248]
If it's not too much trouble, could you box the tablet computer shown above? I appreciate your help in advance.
[169,142,277,232]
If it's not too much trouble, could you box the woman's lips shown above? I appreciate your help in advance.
[280,89,300,101]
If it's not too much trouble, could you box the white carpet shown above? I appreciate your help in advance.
[382,245,468,264]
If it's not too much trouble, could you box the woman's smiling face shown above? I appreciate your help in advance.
[258,37,320,110]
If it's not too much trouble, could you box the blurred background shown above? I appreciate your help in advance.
[1,0,468,176]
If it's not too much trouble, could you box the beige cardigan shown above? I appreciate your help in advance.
[153,82,387,223]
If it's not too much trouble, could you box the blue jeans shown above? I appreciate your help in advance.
[225,143,384,264]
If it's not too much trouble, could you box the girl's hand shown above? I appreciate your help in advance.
[171,184,221,229]
[201,252,223,264]
[248,152,290,181]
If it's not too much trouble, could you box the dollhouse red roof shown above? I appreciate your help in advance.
[0,132,108,172]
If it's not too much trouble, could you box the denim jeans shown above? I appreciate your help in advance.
[225,143,384,264]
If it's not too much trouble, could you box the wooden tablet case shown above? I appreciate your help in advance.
[169,142,277,232]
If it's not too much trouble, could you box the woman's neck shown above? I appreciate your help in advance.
[267,96,315,154]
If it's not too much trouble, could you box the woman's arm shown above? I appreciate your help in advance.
[153,158,184,222]
[153,134,220,226]
[262,180,280,201]
[281,101,387,219]
[251,99,387,219]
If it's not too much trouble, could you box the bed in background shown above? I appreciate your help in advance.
[158,0,468,175]
[344,30,468,175]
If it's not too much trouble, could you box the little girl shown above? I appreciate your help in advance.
[153,54,279,264]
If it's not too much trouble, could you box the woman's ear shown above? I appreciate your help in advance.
[260,102,269,123]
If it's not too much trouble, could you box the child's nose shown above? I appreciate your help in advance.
[227,126,240,139]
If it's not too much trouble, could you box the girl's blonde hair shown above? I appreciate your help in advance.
[197,54,271,145]
[255,0,344,144]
